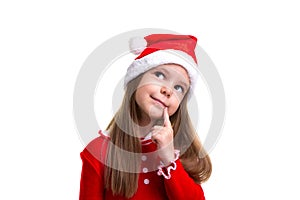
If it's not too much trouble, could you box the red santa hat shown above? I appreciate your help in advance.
[124,34,199,95]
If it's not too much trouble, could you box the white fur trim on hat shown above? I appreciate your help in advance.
[124,49,199,95]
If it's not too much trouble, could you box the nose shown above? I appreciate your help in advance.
[160,86,172,97]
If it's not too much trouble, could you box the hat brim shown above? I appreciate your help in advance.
[124,49,199,94]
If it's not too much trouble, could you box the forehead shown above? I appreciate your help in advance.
[150,64,190,83]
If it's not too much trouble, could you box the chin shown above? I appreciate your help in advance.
[148,106,164,119]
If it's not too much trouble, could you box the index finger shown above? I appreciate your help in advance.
[163,107,171,127]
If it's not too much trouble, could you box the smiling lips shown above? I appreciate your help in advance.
[150,96,167,107]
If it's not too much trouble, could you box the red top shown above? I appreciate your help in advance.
[79,131,206,200]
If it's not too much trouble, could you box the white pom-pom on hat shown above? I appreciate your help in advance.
[129,37,147,55]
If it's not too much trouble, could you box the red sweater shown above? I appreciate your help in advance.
[79,131,206,200]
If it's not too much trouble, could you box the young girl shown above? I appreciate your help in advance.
[79,34,212,200]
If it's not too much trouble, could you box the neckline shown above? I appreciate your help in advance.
[98,130,153,145]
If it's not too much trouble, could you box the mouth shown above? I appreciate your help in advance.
[150,96,167,108]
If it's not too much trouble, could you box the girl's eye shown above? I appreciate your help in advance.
[174,85,184,93]
[154,71,165,79]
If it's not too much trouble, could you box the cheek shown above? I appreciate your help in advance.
[168,99,181,116]
[134,88,144,106]
[135,85,152,105]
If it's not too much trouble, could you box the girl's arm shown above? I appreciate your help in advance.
[152,108,206,199]
[79,155,103,200]
[162,159,206,200]
[79,136,107,200]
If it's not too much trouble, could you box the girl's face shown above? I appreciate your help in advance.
[135,64,190,122]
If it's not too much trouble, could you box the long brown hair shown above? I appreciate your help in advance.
[104,72,212,198]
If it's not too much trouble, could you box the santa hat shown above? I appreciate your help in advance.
[124,34,199,94]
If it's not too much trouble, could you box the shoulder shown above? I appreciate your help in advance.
[85,130,110,153]
[80,130,110,174]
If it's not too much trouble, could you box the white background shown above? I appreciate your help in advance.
[1,0,299,199]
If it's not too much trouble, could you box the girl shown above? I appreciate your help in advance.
[79,34,212,200]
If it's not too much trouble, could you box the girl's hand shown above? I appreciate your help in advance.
[151,107,175,165]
